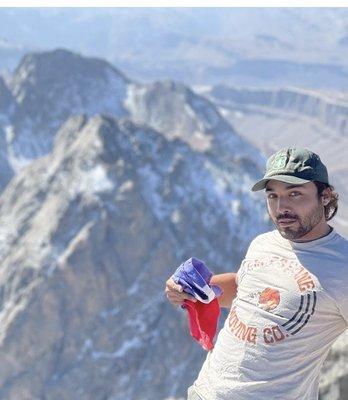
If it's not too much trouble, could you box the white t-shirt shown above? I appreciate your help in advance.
[193,229,348,400]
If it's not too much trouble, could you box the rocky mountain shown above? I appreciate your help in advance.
[0,49,263,189]
[5,49,128,169]
[124,80,263,170]
[0,76,14,189]
[0,49,271,399]
[204,85,348,136]
[0,113,267,400]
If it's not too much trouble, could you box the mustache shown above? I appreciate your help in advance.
[276,213,298,221]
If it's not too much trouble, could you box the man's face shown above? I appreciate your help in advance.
[265,180,327,241]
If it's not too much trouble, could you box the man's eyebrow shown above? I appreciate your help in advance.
[265,184,304,192]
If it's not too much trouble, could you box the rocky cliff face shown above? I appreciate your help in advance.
[124,80,263,189]
[0,114,267,400]
[0,50,270,400]
[0,76,14,190]
[206,85,348,136]
[6,49,129,167]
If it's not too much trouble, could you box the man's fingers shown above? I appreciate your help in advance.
[169,282,183,293]
[165,278,183,293]
[165,290,197,304]
[165,278,197,306]
[181,293,197,302]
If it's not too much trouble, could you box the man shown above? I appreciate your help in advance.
[165,147,347,400]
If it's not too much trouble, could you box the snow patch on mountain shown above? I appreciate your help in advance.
[75,165,114,195]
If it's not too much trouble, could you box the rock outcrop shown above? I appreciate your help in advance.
[0,113,268,399]
[7,49,129,163]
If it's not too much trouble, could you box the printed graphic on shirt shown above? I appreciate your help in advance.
[228,256,318,345]
[258,288,280,311]
[228,308,258,344]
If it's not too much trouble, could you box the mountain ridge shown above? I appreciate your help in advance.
[0,111,268,399]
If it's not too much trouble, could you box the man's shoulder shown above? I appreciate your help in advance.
[247,230,279,252]
[250,230,278,245]
[331,230,348,254]
[334,230,348,245]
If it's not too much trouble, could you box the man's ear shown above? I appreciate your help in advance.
[321,188,331,206]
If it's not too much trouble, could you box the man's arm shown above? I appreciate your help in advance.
[211,273,238,308]
[165,272,238,309]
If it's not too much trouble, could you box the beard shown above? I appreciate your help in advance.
[272,202,325,240]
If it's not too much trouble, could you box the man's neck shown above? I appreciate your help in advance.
[291,223,332,243]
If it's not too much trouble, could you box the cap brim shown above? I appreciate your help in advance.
[251,175,312,191]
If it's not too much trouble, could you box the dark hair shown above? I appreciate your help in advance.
[314,181,339,221]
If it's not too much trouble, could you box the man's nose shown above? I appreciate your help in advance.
[276,196,292,213]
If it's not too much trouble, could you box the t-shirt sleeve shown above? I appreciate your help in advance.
[337,295,348,326]
[333,238,348,325]
[244,234,264,258]
[237,235,263,283]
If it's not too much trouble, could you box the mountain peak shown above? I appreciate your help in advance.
[11,49,129,111]
[7,49,130,162]
[12,48,129,93]
[125,79,233,152]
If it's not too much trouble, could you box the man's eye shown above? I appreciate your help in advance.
[267,193,277,199]
[290,192,301,197]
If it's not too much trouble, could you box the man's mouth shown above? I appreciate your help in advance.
[277,219,297,226]
[276,215,298,226]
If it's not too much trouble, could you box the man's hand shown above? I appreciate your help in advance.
[165,278,197,306]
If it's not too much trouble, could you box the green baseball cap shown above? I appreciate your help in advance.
[251,147,329,191]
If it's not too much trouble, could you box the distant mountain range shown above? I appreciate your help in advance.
[0,8,348,89]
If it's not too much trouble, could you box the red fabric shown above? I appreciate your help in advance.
[183,298,220,351]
